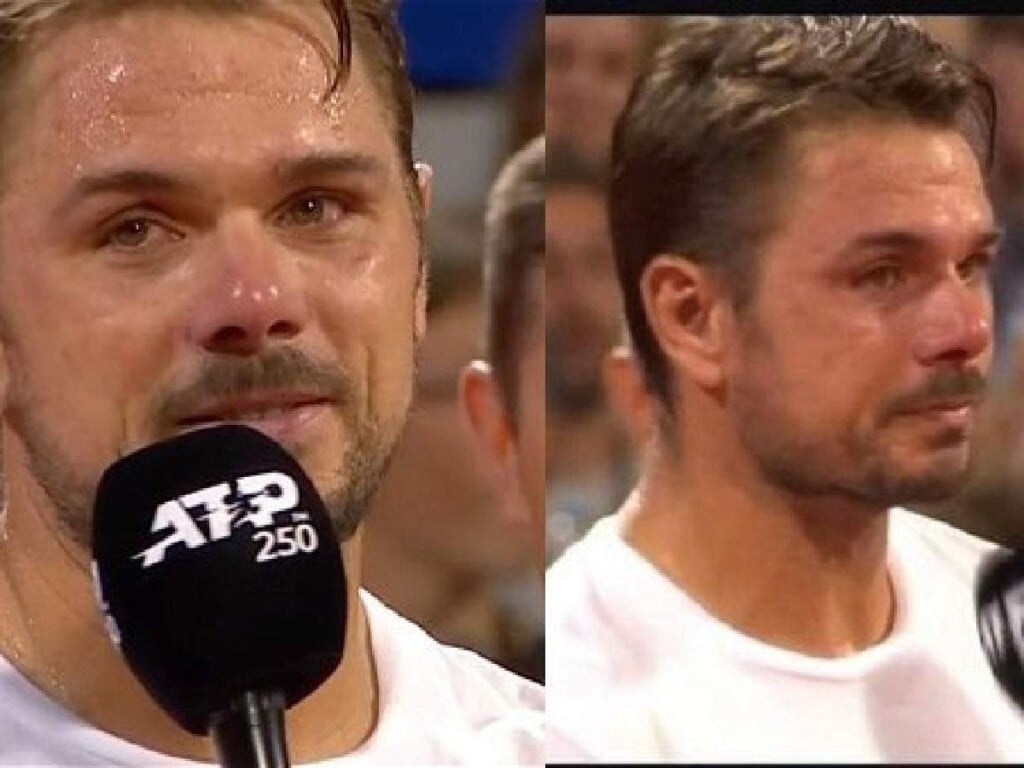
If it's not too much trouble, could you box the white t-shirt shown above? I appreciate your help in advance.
[546,508,1024,762]
[0,591,544,766]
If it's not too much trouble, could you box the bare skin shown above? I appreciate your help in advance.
[625,121,997,658]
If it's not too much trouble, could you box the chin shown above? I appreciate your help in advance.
[886,453,971,503]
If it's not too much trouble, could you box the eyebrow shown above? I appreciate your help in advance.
[55,151,389,217]
[842,227,1004,257]
[272,151,389,186]
[56,169,195,217]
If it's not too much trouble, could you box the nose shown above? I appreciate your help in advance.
[186,216,309,356]
[910,276,992,367]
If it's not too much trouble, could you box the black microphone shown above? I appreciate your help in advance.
[91,424,347,768]
[976,547,1024,710]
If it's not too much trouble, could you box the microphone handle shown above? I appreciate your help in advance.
[210,690,291,768]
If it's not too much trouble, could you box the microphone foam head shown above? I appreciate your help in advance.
[977,548,1024,711]
[91,424,347,735]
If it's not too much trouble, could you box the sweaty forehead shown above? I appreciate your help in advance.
[796,121,987,199]
[780,121,993,241]
[6,5,391,182]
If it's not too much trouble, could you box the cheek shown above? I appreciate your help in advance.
[1,256,169,419]
[0,290,178,489]
[312,257,419,417]
[743,287,903,426]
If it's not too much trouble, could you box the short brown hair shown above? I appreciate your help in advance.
[0,0,419,212]
[609,16,996,411]
[483,136,544,419]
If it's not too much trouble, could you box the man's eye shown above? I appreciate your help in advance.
[276,194,347,228]
[957,252,993,283]
[101,217,178,251]
[857,263,903,291]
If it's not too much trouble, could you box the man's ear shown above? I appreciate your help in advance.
[414,263,428,347]
[413,162,433,346]
[640,254,730,392]
[458,360,529,525]
[0,336,9,417]
[414,161,433,218]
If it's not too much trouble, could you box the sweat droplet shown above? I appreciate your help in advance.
[107,64,126,83]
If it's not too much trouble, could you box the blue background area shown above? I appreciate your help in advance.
[398,0,540,89]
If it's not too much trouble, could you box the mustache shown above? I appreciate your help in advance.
[879,367,988,421]
[153,347,355,426]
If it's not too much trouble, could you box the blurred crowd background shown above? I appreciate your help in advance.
[544,16,665,562]
[364,9,1024,682]
[360,0,544,682]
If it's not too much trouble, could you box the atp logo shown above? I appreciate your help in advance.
[133,471,319,568]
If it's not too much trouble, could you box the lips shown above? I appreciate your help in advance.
[898,397,981,432]
[903,396,981,415]
[177,393,330,425]
[173,393,334,443]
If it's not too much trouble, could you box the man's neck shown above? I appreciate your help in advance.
[0,471,378,763]
[622,437,895,659]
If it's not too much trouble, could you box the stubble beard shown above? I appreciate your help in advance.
[735,395,971,509]
[731,336,972,510]
[8,385,409,553]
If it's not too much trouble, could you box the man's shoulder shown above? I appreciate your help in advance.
[546,512,620,599]
[546,513,624,643]
[546,513,669,698]
[360,591,544,765]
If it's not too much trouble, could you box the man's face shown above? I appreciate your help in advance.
[726,121,996,506]
[546,186,621,417]
[0,7,425,547]
[545,16,646,167]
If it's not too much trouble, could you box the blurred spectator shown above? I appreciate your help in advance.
[545,16,664,170]
[362,1,542,681]
[546,145,635,561]
[461,136,545,681]
[363,214,540,681]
